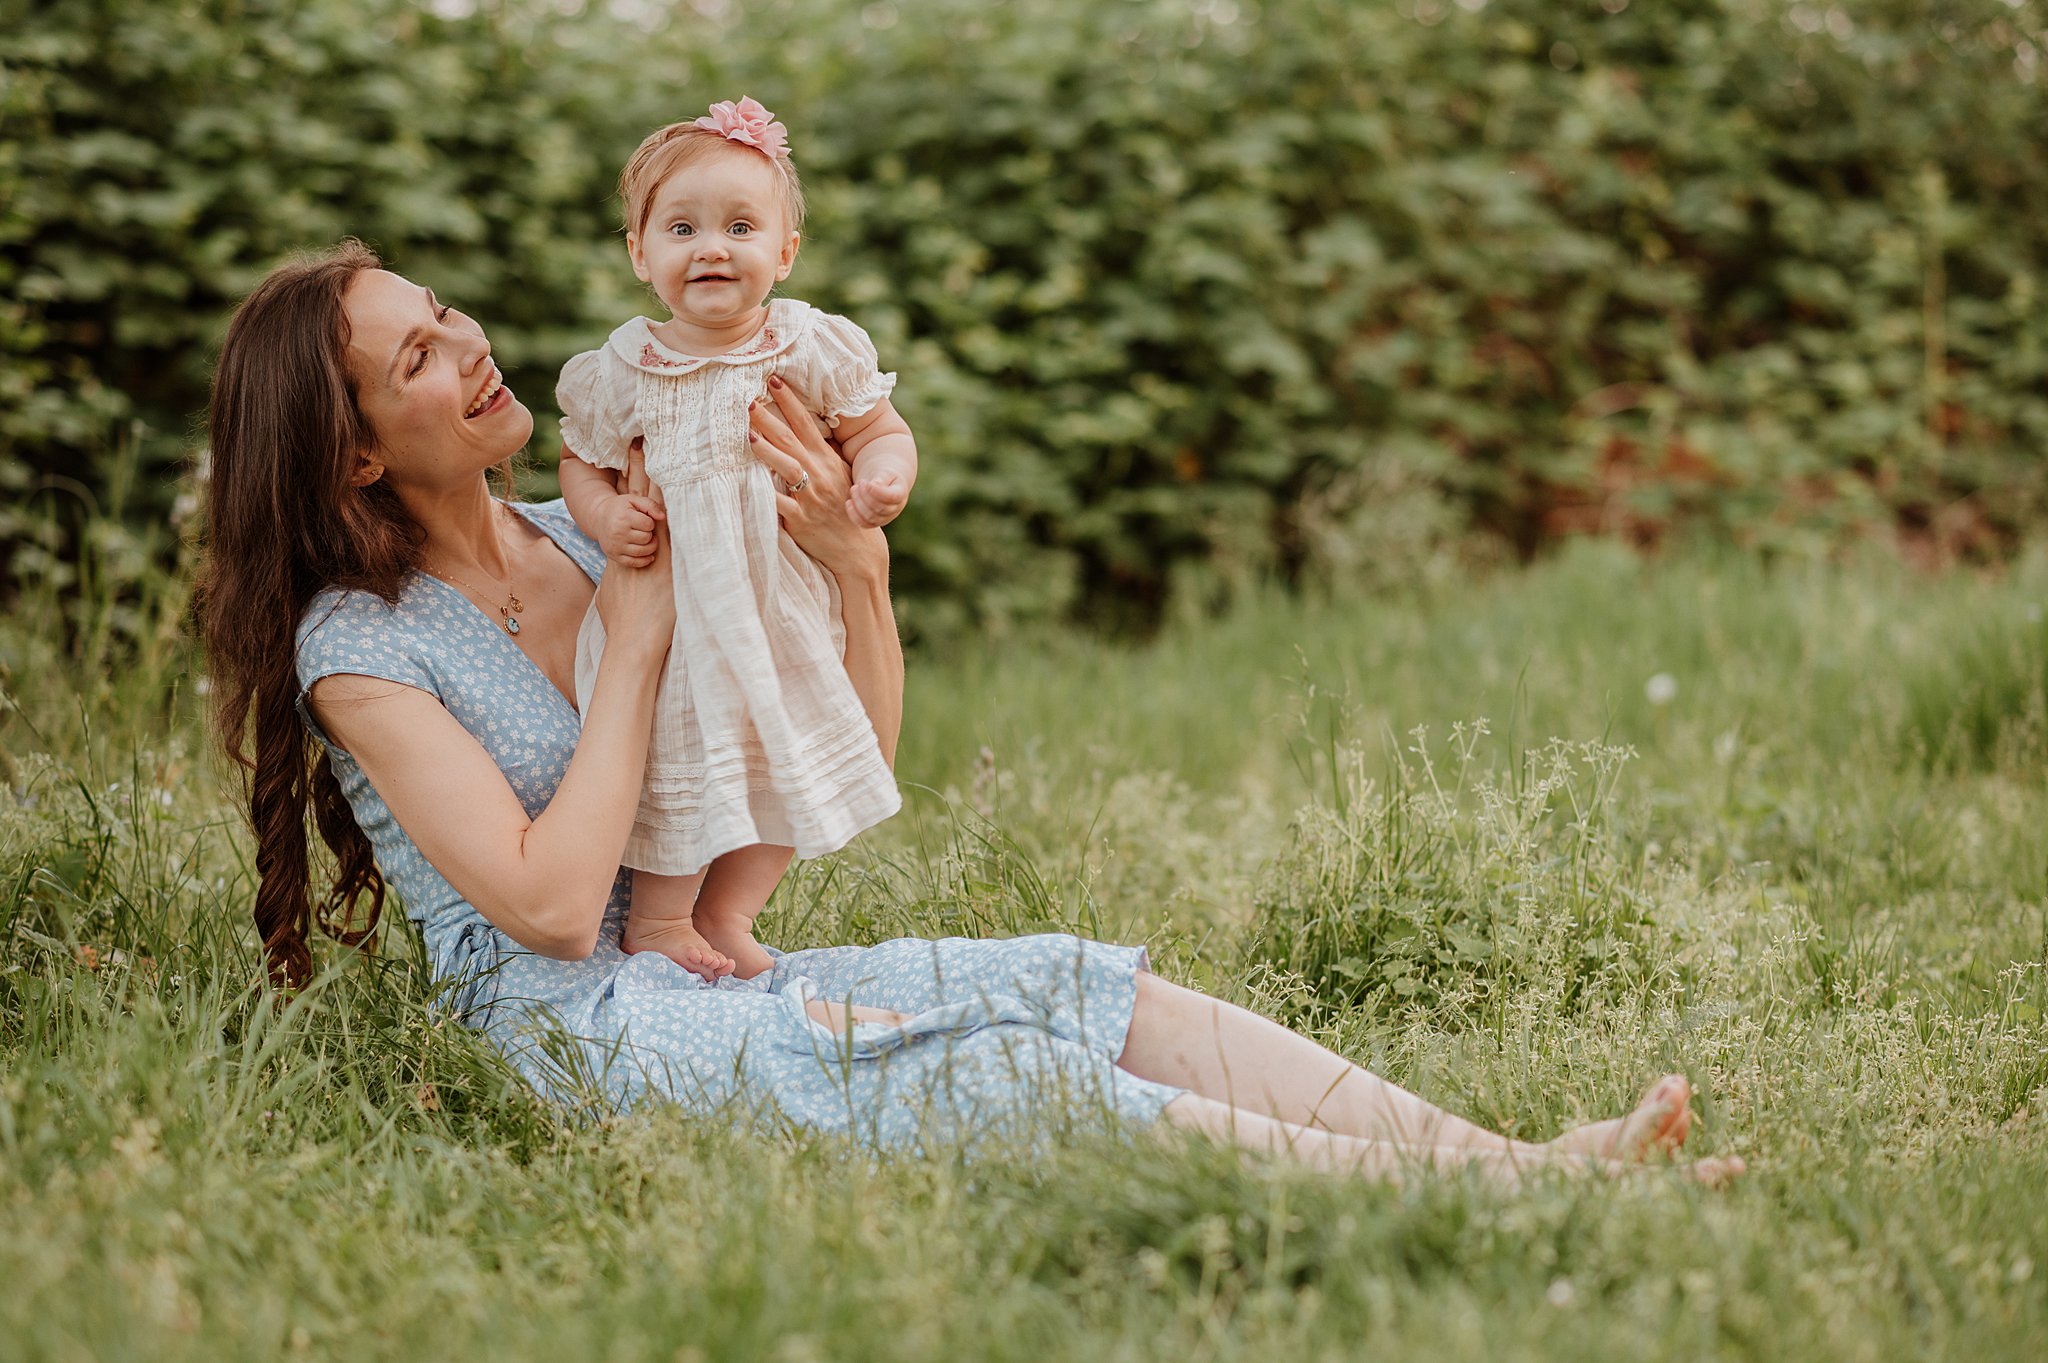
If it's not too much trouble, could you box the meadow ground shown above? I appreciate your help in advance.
[2,541,2044,1361]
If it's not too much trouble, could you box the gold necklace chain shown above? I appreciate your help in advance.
[425,507,527,636]
[436,569,525,635]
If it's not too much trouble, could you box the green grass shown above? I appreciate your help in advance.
[3,541,2046,1361]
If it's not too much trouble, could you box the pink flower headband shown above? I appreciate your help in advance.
[695,97,791,162]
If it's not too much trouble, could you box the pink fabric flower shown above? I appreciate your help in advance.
[694,97,791,161]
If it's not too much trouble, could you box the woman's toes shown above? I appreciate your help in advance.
[1684,1155,1746,1188]
[1597,1075,1692,1161]
[1644,1075,1693,1154]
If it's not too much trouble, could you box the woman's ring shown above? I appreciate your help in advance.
[785,471,811,495]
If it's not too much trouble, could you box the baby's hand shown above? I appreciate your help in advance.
[847,472,909,529]
[596,493,665,569]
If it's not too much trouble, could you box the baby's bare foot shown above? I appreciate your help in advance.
[697,914,775,980]
[622,918,734,982]
[1548,1075,1693,1162]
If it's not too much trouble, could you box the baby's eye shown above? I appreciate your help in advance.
[669,222,694,237]
[729,222,753,237]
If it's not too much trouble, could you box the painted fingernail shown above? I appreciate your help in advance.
[769,374,784,389]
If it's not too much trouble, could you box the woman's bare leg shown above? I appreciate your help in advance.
[1159,1094,1744,1187]
[1158,1093,1584,1185]
[1119,973,1687,1158]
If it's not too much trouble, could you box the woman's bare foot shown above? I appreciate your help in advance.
[1547,1075,1693,1162]
[1681,1155,1746,1188]
[622,917,734,982]
[1541,1148,1745,1188]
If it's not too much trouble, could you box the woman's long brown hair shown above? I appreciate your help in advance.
[196,240,426,990]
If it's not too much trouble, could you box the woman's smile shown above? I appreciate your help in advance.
[464,363,511,419]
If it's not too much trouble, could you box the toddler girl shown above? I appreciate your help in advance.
[557,99,916,981]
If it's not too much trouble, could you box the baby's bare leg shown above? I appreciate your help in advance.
[621,867,731,981]
[692,844,795,979]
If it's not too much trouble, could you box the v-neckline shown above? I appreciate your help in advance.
[413,500,598,718]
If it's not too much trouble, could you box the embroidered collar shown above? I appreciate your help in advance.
[606,299,812,375]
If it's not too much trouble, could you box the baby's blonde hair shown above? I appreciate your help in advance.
[619,122,808,240]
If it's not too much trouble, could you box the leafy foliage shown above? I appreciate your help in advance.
[4,0,2046,637]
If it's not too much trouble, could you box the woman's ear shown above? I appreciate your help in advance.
[348,452,385,487]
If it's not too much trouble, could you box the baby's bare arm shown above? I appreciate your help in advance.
[560,450,620,534]
[562,446,664,568]
[833,400,917,529]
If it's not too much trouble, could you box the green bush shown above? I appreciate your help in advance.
[4,0,2046,639]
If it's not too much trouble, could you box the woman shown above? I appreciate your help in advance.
[199,241,1740,1184]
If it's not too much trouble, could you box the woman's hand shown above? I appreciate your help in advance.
[593,440,675,662]
[746,376,889,585]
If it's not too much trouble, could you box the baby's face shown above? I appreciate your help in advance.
[628,148,798,338]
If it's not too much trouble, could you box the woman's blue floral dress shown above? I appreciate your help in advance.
[293,499,1182,1147]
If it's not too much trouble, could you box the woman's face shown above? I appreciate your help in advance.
[343,269,532,487]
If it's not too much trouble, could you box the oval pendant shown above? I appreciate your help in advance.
[505,617,521,635]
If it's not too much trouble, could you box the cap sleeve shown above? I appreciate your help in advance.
[793,310,897,429]
[556,347,640,471]
[294,589,440,756]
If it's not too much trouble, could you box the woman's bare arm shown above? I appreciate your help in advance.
[747,375,905,764]
[310,650,657,958]
[833,548,904,765]
[309,495,675,960]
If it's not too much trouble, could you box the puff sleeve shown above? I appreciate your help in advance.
[555,348,641,472]
[789,310,898,429]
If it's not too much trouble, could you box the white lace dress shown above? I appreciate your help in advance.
[556,298,901,876]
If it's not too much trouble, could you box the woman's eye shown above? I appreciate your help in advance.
[409,347,429,377]
[436,304,453,322]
